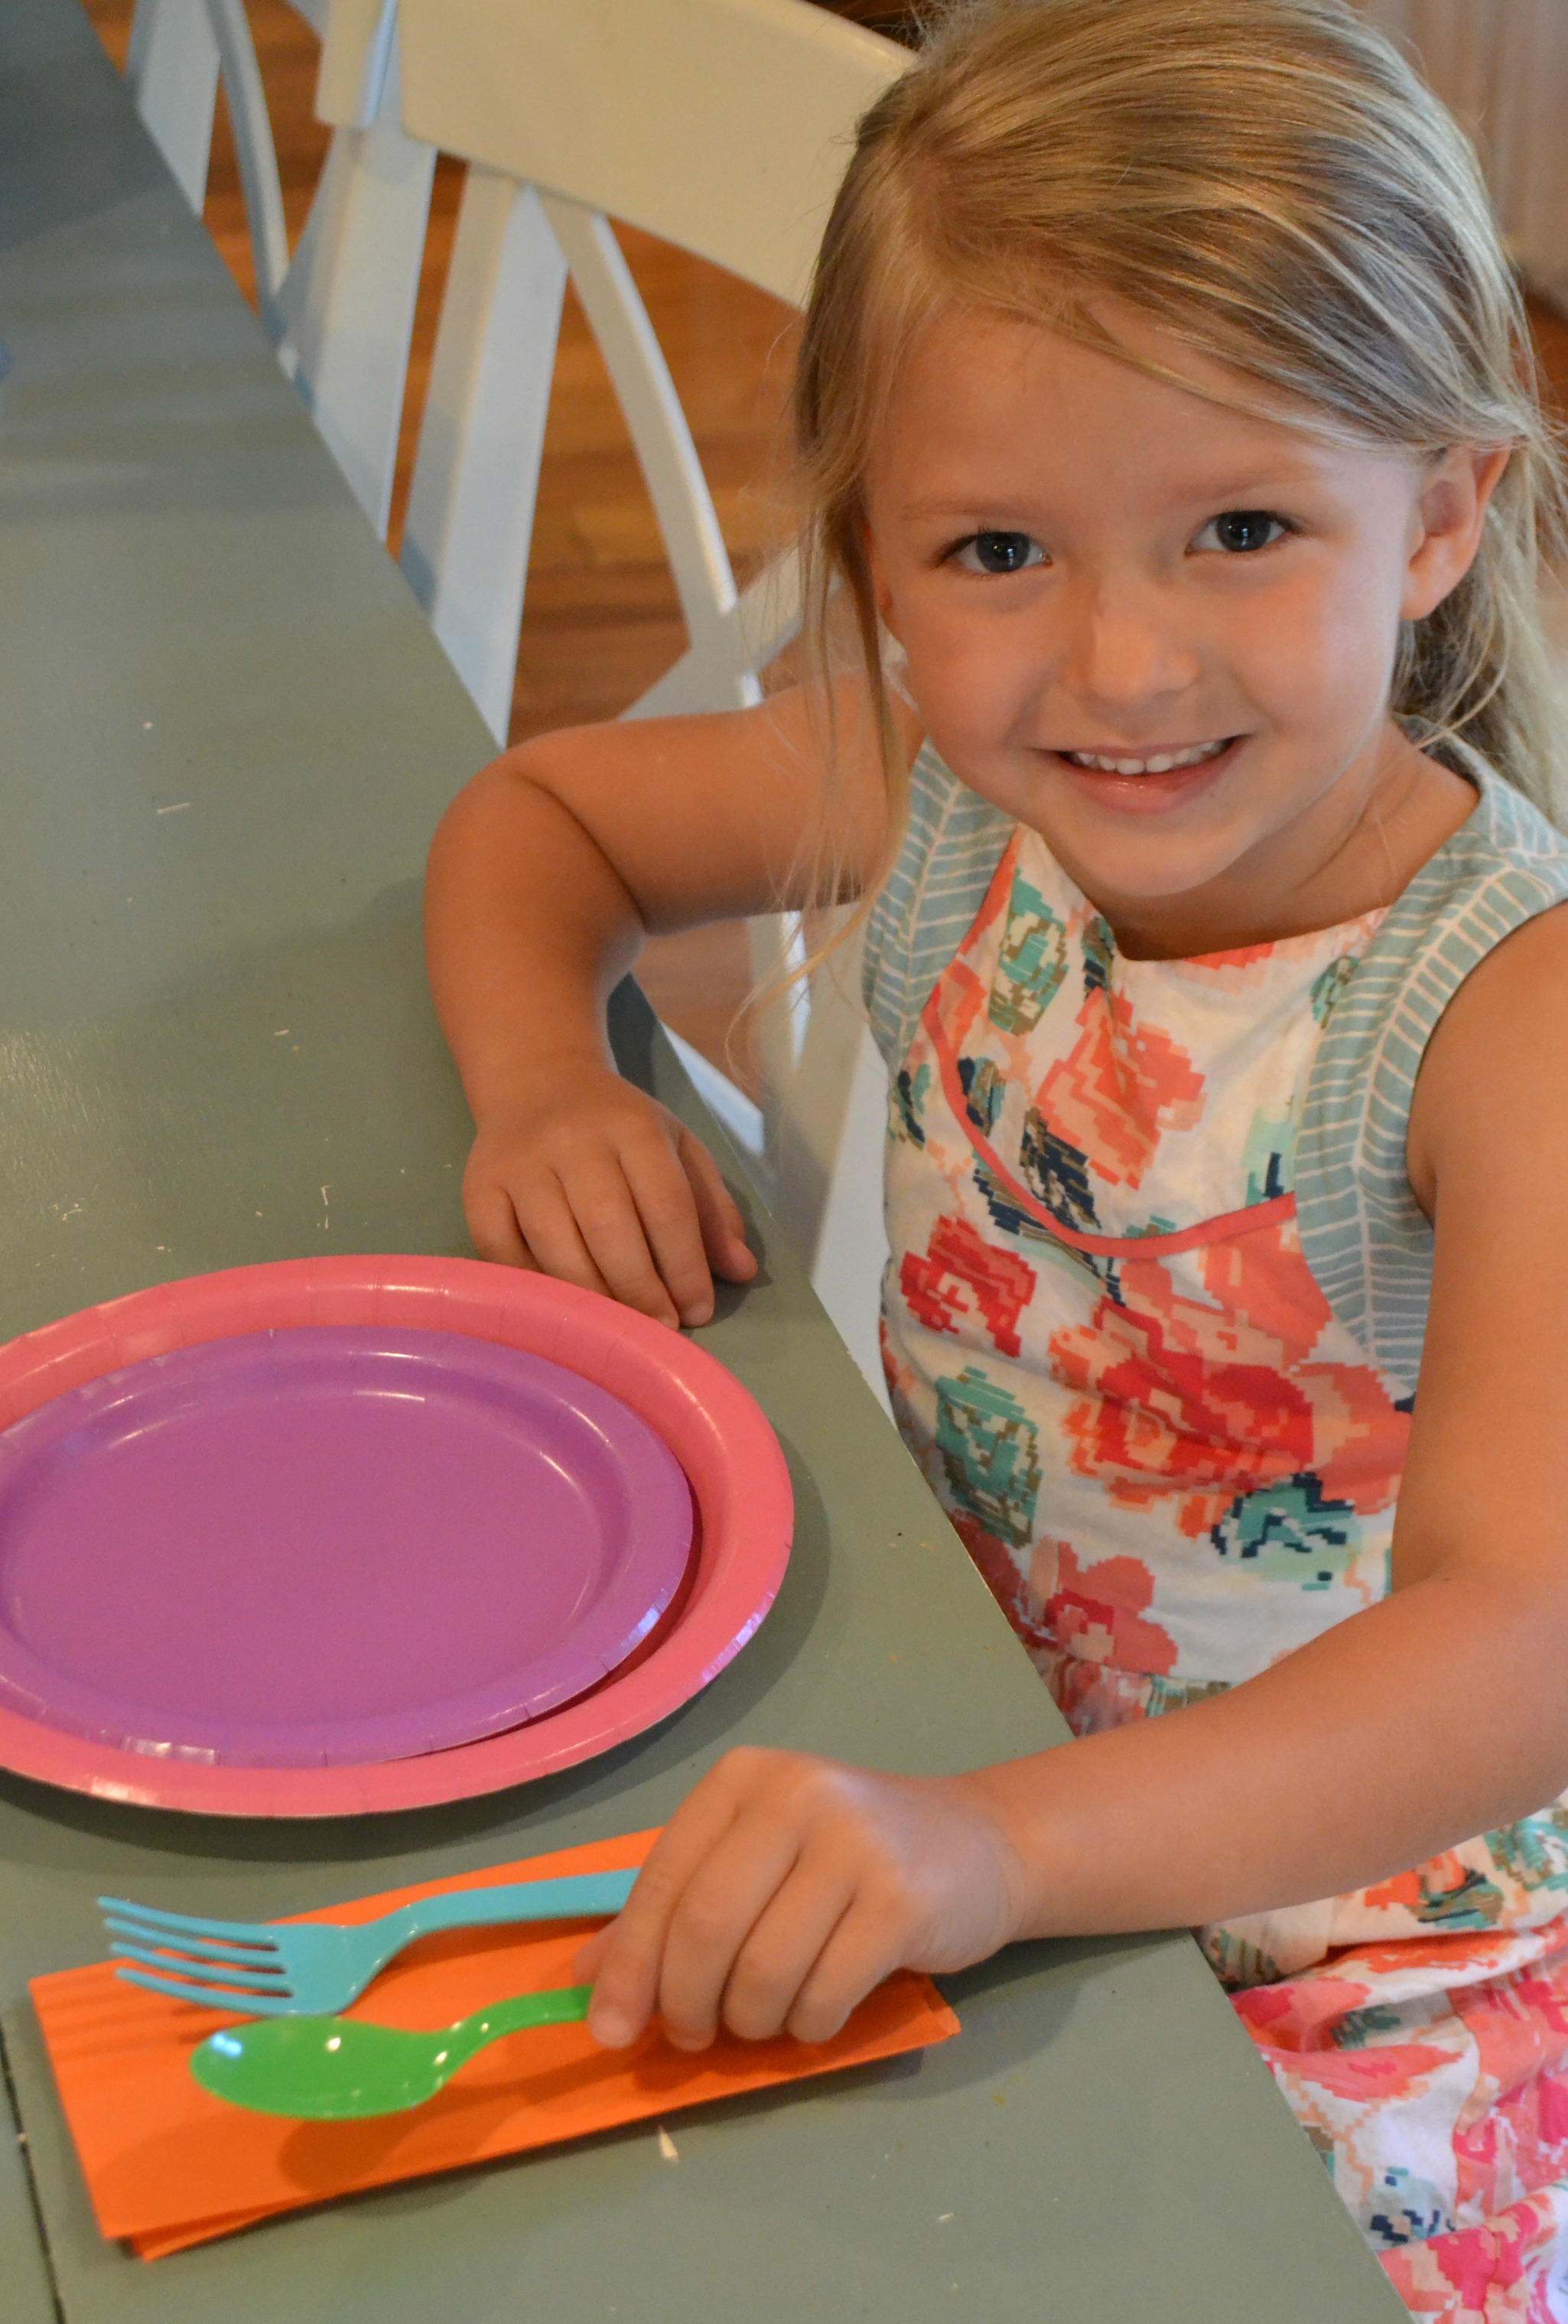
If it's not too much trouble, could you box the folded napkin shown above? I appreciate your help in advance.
[31,1828,959,2257]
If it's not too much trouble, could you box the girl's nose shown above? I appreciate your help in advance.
[1056,574,1201,718]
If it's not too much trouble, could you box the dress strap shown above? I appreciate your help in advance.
[1296,763,1568,1390]
[861,741,1014,1069]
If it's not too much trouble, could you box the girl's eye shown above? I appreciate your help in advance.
[1192,509,1290,555]
[955,530,1046,574]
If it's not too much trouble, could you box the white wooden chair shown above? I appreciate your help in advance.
[127,0,437,537]
[122,0,909,1405]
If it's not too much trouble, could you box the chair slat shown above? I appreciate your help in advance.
[278,25,435,535]
[127,0,220,209]
[402,171,568,741]
[542,191,753,712]
[206,0,291,318]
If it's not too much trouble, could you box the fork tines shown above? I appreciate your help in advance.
[98,1894,293,2007]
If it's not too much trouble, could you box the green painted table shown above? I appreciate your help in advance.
[0,5,1404,2317]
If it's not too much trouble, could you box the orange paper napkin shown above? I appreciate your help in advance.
[31,1828,958,2258]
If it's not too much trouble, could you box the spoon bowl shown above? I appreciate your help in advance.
[190,1984,594,2119]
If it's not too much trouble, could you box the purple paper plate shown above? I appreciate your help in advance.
[0,1326,695,1767]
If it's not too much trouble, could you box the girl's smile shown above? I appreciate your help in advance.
[1053,733,1241,815]
[866,306,1500,956]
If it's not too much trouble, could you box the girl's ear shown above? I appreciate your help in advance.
[1400,443,1511,622]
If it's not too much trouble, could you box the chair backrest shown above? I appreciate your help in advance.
[123,0,912,1404]
[392,0,895,306]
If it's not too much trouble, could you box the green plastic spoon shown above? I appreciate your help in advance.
[189,1985,594,2119]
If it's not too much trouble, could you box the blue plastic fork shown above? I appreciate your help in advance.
[99,1868,639,2016]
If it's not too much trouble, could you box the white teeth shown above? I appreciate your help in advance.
[1063,739,1229,775]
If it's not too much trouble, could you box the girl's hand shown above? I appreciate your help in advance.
[463,1064,756,1328]
[574,1746,1029,2049]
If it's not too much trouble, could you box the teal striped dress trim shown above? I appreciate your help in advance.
[863,744,1568,1391]
[1295,760,1568,1389]
[861,741,1013,1070]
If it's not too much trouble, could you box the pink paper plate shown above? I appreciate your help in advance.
[0,1258,794,1815]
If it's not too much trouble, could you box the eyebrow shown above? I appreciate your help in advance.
[896,455,1342,525]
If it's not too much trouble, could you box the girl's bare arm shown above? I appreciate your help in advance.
[425,681,897,1325]
[577,905,1568,2046]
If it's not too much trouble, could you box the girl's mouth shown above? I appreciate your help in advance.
[1052,734,1241,809]
[1061,737,1231,776]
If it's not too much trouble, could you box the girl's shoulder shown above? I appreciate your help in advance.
[1297,759,1568,1388]
[1309,758,1568,1069]
[1400,759,1568,919]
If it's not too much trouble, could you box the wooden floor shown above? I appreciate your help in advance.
[86,1,1568,1099]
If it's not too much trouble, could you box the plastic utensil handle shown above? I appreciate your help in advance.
[447,1983,596,2071]
[402,1868,639,1941]
[480,1984,596,2042]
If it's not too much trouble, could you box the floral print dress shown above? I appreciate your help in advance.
[881,822,1568,2322]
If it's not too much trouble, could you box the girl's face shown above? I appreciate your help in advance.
[865,306,1503,953]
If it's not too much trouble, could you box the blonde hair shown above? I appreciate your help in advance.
[794,0,1568,880]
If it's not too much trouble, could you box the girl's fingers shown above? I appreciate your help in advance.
[464,1095,759,1329]
[464,1177,532,1268]
[584,1754,762,2047]
[782,1894,908,2046]
[620,1135,725,1326]
[542,1158,682,1326]
[572,1923,614,1985]
[579,1754,936,2056]
[709,1854,861,2044]
[564,1147,687,1329]
[678,1130,758,1285]
[506,1177,616,1305]
[652,1815,812,2049]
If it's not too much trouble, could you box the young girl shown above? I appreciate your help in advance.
[425,2,1568,2309]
